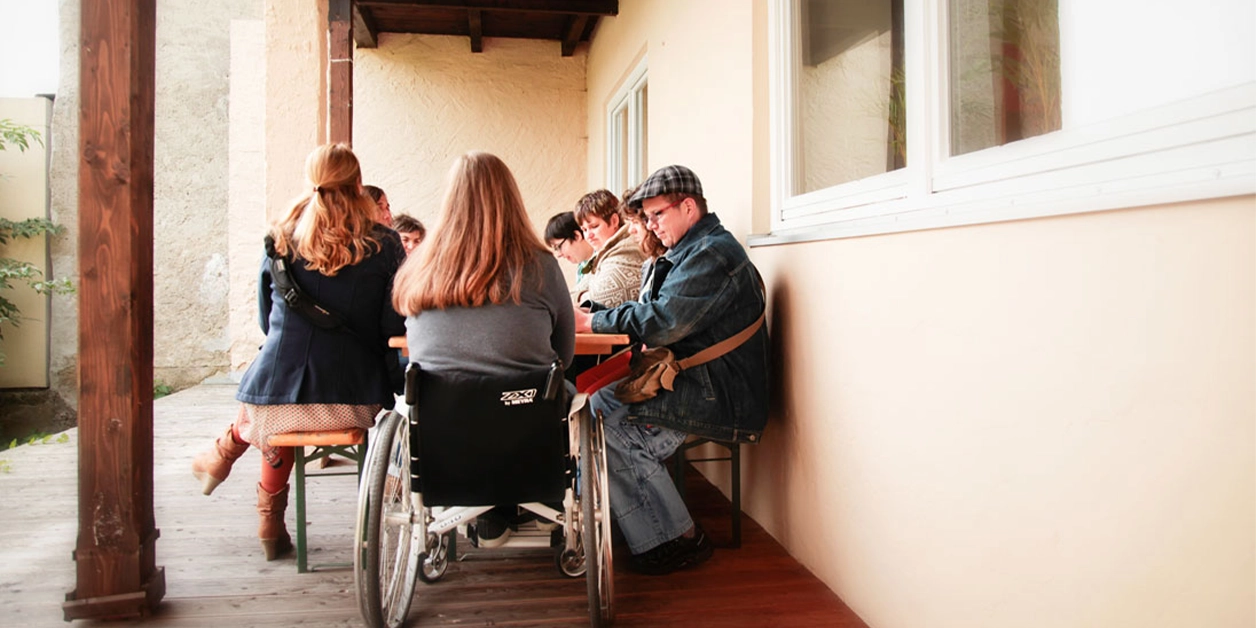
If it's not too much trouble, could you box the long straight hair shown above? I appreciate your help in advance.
[393,151,546,315]
[270,143,381,275]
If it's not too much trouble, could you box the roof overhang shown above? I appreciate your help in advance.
[352,0,619,56]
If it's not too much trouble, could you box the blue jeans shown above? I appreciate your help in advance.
[589,381,691,555]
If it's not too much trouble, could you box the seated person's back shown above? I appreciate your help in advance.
[393,151,575,378]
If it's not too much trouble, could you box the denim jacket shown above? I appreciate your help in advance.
[591,213,769,443]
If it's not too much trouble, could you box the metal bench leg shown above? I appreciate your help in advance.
[670,439,741,548]
[729,442,741,549]
[294,446,308,573]
[671,447,687,501]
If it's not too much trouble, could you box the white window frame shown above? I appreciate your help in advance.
[606,56,649,195]
[759,0,1256,245]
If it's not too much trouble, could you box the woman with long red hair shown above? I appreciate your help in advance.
[191,143,405,560]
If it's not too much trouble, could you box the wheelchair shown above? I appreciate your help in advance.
[353,361,614,627]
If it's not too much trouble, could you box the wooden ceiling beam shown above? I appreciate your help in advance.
[468,9,483,52]
[352,1,379,48]
[561,15,588,56]
[359,0,617,16]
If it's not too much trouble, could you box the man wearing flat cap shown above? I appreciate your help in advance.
[575,164,769,575]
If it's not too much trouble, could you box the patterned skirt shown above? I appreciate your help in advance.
[235,402,381,467]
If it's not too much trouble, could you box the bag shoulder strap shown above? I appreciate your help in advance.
[674,269,766,371]
[263,234,346,331]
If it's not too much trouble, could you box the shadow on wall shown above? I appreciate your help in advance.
[760,276,800,541]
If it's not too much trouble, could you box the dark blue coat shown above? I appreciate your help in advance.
[236,226,406,408]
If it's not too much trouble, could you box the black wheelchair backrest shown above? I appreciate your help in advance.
[406,361,570,507]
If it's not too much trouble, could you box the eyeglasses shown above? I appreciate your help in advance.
[550,239,569,254]
[642,198,685,225]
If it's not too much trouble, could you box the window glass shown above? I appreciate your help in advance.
[606,59,648,194]
[614,106,629,193]
[949,0,1061,155]
[796,0,905,195]
[637,82,649,185]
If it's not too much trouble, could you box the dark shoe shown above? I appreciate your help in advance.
[629,526,714,575]
[473,510,512,548]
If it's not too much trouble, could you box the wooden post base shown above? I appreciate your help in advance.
[62,566,166,621]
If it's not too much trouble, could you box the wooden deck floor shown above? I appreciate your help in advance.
[0,383,868,627]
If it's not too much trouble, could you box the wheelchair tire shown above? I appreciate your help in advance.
[417,529,454,583]
[580,407,615,627]
[354,410,420,628]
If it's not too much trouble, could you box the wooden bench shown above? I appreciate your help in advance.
[267,428,368,573]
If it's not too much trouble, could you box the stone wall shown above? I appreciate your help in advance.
[45,0,263,420]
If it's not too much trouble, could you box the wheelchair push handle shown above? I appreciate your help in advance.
[543,359,564,402]
[405,362,421,406]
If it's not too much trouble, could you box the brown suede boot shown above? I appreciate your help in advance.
[191,425,250,495]
[257,483,293,561]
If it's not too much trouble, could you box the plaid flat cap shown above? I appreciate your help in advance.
[627,165,704,208]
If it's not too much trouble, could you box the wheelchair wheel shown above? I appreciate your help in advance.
[557,540,586,577]
[580,407,615,627]
[355,410,420,628]
[417,529,454,583]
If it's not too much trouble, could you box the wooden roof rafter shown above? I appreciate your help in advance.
[469,8,483,52]
[352,1,380,48]
[562,14,588,56]
[353,0,617,56]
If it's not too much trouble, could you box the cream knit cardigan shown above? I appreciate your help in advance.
[574,226,645,309]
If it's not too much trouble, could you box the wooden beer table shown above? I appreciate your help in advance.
[388,333,629,357]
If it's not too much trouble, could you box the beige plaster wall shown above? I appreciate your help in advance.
[227,19,266,373]
[263,0,326,224]
[47,0,82,401]
[351,34,588,249]
[586,2,1255,626]
[586,0,756,238]
[751,196,1254,628]
[154,0,263,388]
[0,97,55,387]
[49,0,263,403]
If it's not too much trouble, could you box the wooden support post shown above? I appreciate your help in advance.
[329,0,354,145]
[63,0,165,620]
[468,9,483,53]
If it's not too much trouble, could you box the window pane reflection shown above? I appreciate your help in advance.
[950,0,1061,156]
[796,0,905,195]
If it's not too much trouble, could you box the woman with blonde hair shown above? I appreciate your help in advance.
[392,150,574,545]
[191,143,405,560]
